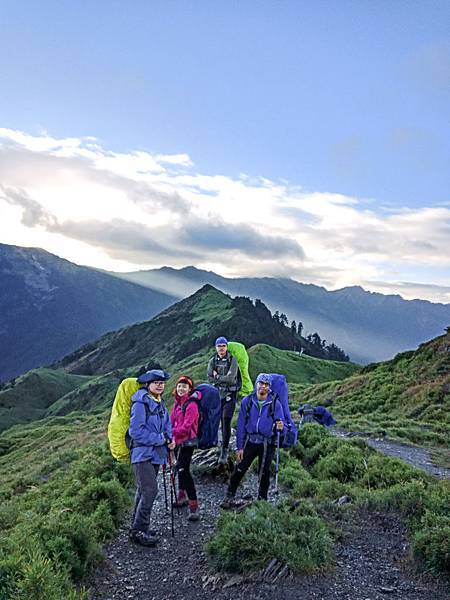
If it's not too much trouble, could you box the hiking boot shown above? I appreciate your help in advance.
[173,489,189,508]
[129,529,158,547]
[187,500,200,521]
[220,492,235,509]
[218,447,229,465]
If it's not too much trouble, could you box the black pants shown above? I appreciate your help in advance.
[221,391,237,450]
[131,461,160,532]
[176,445,197,501]
[227,440,275,500]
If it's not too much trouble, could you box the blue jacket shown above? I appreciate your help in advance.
[129,389,173,464]
[236,391,285,450]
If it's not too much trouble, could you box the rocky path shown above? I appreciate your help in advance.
[335,430,450,479]
[88,454,448,600]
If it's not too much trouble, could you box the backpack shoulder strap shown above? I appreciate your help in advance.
[245,395,252,422]
[268,391,279,419]
[181,398,196,414]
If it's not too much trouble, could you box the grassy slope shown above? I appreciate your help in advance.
[0,412,132,599]
[2,285,358,428]
[46,344,359,418]
[0,368,90,432]
[59,286,235,376]
[295,330,450,447]
[0,333,448,596]
[247,344,359,384]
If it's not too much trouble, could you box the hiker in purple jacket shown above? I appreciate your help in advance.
[128,369,175,547]
[220,373,284,508]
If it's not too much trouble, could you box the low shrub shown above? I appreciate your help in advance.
[206,501,333,574]
[412,513,450,575]
[0,441,133,598]
[312,445,366,483]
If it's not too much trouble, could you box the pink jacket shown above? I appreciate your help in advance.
[170,392,201,445]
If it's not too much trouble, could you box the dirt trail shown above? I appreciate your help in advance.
[88,457,448,600]
[334,429,450,479]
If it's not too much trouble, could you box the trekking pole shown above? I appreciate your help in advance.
[274,430,280,495]
[168,450,178,538]
[162,464,169,512]
[168,450,180,513]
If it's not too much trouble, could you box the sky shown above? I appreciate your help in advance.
[0,1,449,303]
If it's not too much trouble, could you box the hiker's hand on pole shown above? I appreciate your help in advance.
[236,449,243,462]
[167,440,176,450]
[276,420,284,431]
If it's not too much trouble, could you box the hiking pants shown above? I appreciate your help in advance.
[176,445,197,501]
[227,440,275,500]
[221,391,237,450]
[131,461,160,532]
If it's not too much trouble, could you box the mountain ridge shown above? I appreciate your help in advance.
[0,243,177,381]
[112,265,450,363]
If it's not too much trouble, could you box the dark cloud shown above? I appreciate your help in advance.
[183,221,305,260]
[48,218,201,262]
[125,181,191,215]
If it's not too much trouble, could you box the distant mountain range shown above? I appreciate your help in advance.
[112,266,450,364]
[2,243,450,382]
[0,284,359,432]
[0,244,175,381]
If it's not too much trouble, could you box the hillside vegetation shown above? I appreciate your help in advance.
[0,285,356,431]
[296,329,450,447]
[58,285,348,377]
[1,343,357,432]
[208,425,450,579]
[247,344,358,384]
[1,327,449,596]
[0,369,90,433]
[0,413,131,599]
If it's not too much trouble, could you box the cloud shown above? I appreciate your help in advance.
[49,218,201,263]
[183,221,305,259]
[0,127,449,303]
[364,280,450,305]
[0,184,55,228]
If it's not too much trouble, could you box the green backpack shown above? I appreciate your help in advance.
[227,341,253,399]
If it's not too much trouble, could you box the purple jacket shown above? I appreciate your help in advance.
[236,391,285,450]
[129,389,173,464]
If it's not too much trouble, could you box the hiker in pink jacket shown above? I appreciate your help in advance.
[170,375,202,521]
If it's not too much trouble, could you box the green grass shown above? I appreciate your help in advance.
[207,424,450,579]
[247,344,359,384]
[293,331,450,447]
[0,369,91,432]
[0,412,133,599]
[206,500,333,574]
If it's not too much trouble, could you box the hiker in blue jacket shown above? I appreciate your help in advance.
[128,369,175,547]
[220,373,284,508]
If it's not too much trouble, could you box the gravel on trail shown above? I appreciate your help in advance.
[334,429,450,479]
[87,450,449,600]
